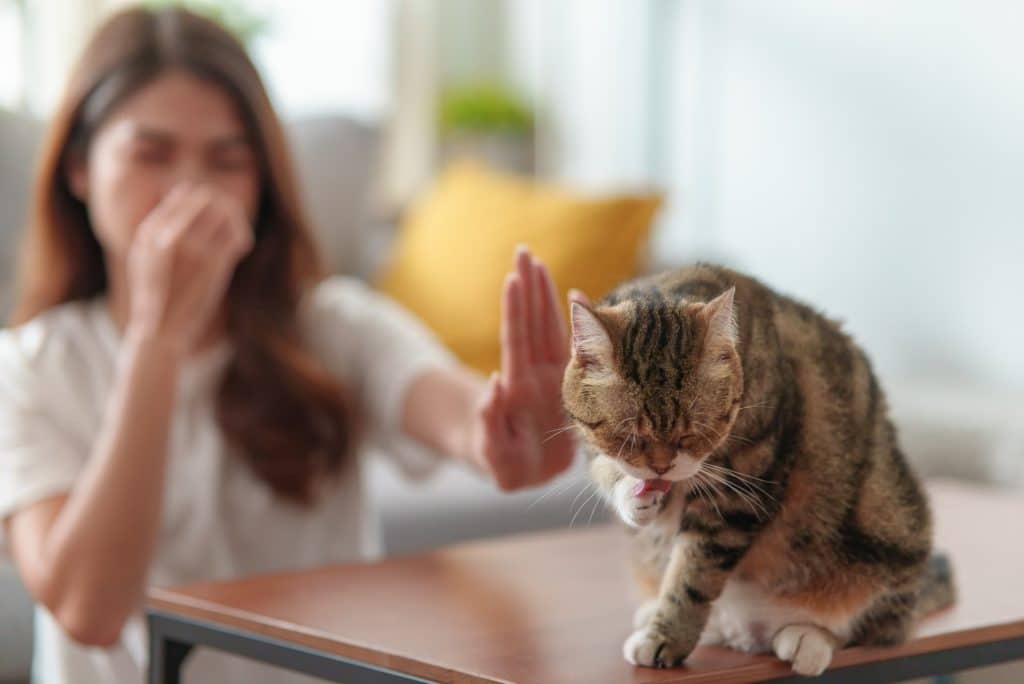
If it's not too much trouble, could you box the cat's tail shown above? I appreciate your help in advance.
[914,551,956,619]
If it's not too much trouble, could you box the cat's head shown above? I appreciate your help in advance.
[562,287,743,483]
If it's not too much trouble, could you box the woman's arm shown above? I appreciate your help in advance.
[6,335,181,647]
[401,247,581,490]
[4,185,252,646]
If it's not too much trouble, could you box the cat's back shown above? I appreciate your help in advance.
[606,264,853,356]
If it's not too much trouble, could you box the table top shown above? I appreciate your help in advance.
[147,479,1024,683]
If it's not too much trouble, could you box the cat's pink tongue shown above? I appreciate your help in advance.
[632,479,672,496]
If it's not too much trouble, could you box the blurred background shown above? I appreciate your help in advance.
[0,1,1022,682]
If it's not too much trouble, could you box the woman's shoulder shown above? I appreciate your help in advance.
[301,274,410,332]
[304,275,382,315]
[0,298,110,380]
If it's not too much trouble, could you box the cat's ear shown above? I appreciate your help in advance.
[702,286,738,349]
[570,302,614,371]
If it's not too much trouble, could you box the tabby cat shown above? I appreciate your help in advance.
[562,264,953,676]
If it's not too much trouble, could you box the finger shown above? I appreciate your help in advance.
[528,256,548,363]
[131,183,204,297]
[135,182,193,250]
[534,258,567,362]
[201,221,245,297]
[479,377,516,488]
[173,211,238,296]
[515,244,541,363]
[200,193,254,261]
[479,372,504,434]
[157,185,216,250]
[500,273,529,389]
[213,192,255,256]
[162,194,229,309]
[192,192,254,278]
[187,198,229,249]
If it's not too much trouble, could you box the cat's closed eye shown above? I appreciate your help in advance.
[674,435,698,451]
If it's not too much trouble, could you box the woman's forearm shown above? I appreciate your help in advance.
[24,333,181,645]
[401,367,488,471]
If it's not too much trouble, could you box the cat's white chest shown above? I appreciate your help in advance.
[702,580,855,653]
[703,580,787,652]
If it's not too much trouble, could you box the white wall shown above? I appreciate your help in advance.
[511,0,1024,390]
[506,0,659,186]
[672,0,1024,389]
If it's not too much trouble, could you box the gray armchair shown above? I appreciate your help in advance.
[0,107,42,684]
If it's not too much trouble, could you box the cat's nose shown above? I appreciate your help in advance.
[649,464,671,476]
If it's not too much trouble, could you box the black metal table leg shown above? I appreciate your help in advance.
[148,613,193,684]
[146,609,435,683]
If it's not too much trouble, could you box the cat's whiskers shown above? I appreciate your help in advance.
[614,416,638,432]
[570,486,601,528]
[691,471,724,519]
[700,468,774,513]
[688,384,704,412]
[692,419,753,449]
[568,479,594,518]
[614,436,631,462]
[736,401,775,413]
[541,422,579,445]
[586,488,606,526]
[702,462,777,501]
[627,430,639,454]
[698,466,771,519]
[526,473,587,511]
[702,461,776,486]
[692,419,725,441]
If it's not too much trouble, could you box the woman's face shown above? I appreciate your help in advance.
[69,68,261,259]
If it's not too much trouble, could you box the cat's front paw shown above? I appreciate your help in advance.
[632,599,658,630]
[623,626,691,669]
[772,624,837,676]
[614,478,665,528]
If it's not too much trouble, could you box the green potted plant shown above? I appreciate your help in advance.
[438,81,535,174]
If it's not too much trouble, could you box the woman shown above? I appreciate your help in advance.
[0,7,576,683]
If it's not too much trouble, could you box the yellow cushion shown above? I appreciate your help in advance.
[376,162,662,373]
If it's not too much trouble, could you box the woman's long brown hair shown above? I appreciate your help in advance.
[11,7,357,506]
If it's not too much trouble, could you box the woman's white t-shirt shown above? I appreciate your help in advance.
[0,276,458,683]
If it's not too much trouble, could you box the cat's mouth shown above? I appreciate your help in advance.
[632,478,673,496]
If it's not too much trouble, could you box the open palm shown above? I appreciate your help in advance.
[473,246,579,490]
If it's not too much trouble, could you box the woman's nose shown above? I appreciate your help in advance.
[169,160,212,190]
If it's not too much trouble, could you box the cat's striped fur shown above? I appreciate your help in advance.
[562,264,954,676]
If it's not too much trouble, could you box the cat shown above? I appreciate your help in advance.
[562,264,954,676]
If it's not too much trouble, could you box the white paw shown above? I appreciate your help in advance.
[772,624,835,676]
[623,627,688,669]
[632,599,658,630]
[614,479,665,528]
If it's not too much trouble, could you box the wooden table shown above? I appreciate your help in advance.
[146,480,1024,683]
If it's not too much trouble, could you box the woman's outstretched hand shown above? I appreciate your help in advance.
[472,246,587,491]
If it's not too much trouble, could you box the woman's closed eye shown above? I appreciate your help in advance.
[130,143,173,166]
[209,149,255,173]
